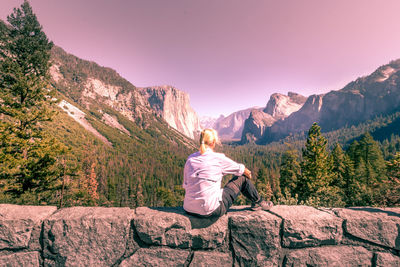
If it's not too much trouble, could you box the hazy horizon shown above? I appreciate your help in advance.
[1,0,400,117]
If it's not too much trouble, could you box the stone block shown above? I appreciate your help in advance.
[133,207,228,249]
[270,205,343,248]
[229,210,281,266]
[375,252,400,267]
[119,247,190,267]
[42,207,132,266]
[0,204,56,250]
[0,251,40,267]
[334,207,400,250]
[190,251,233,267]
[283,246,373,267]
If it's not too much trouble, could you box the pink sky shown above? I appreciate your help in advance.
[1,0,400,117]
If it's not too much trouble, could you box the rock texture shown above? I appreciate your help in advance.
[200,115,220,129]
[58,100,112,145]
[264,92,307,120]
[138,86,202,139]
[0,251,40,267]
[260,59,400,144]
[375,252,400,267]
[241,109,276,143]
[270,205,343,248]
[1,205,399,266]
[119,247,190,267]
[212,107,260,140]
[43,207,132,266]
[229,209,282,266]
[0,204,56,250]
[241,92,306,143]
[283,246,373,267]
[333,207,400,250]
[190,251,233,267]
[133,207,228,249]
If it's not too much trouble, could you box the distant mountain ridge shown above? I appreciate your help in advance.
[50,46,400,146]
[211,107,261,140]
[257,59,400,144]
[201,92,306,141]
[241,92,307,143]
[199,116,220,130]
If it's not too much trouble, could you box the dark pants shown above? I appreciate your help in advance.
[187,176,260,218]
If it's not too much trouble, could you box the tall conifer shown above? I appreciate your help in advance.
[0,1,64,203]
[298,123,333,204]
[386,153,400,205]
[279,149,300,197]
[347,133,388,205]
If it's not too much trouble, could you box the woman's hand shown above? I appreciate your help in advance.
[243,168,252,179]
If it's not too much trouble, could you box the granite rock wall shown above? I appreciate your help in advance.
[0,204,399,266]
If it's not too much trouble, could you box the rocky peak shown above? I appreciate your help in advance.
[200,116,219,129]
[213,107,260,140]
[367,59,400,83]
[241,92,306,143]
[138,85,202,139]
[241,109,276,143]
[264,93,307,119]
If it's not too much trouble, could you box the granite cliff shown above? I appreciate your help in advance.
[212,107,259,140]
[51,47,201,140]
[259,60,400,144]
[1,204,399,266]
[138,86,201,139]
[241,92,306,143]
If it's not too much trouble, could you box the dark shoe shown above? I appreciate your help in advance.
[251,199,273,211]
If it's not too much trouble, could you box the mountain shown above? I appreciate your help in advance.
[45,46,197,207]
[201,92,306,142]
[50,47,201,139]
[241,92,307,143]
[264,92,308,119]
[213,107,260,140]
[138,86,201,139]
[200,115,220,129]
[259,60,400,144]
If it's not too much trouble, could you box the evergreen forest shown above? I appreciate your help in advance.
[0,1,399,208]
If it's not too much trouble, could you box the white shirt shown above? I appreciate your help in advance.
[183,148,245,215]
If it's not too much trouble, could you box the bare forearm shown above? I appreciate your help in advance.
[243,168,252,179]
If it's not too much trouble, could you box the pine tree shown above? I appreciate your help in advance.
[255,167,273,201]
[0,1,64,203]
[258,181,273,202]
[330,143,350,204]
[279,149,300,198]
[346,133,388,205]
[256,167,268,186]
[385,153,400,206]
[298,123,334,205]
[330,144,346,188]
[358,133,387,183]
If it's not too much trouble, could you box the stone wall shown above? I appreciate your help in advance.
[0,204,399,266]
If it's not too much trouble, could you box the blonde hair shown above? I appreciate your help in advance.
[199,128,220,154]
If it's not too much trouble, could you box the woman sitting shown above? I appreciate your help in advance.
[183,128,273,217]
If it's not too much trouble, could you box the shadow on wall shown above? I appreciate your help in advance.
[348,207,400,218]
[149,206,252,229]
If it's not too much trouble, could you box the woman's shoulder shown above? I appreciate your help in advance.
[211,151,227,159]
[187,151,201,160]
